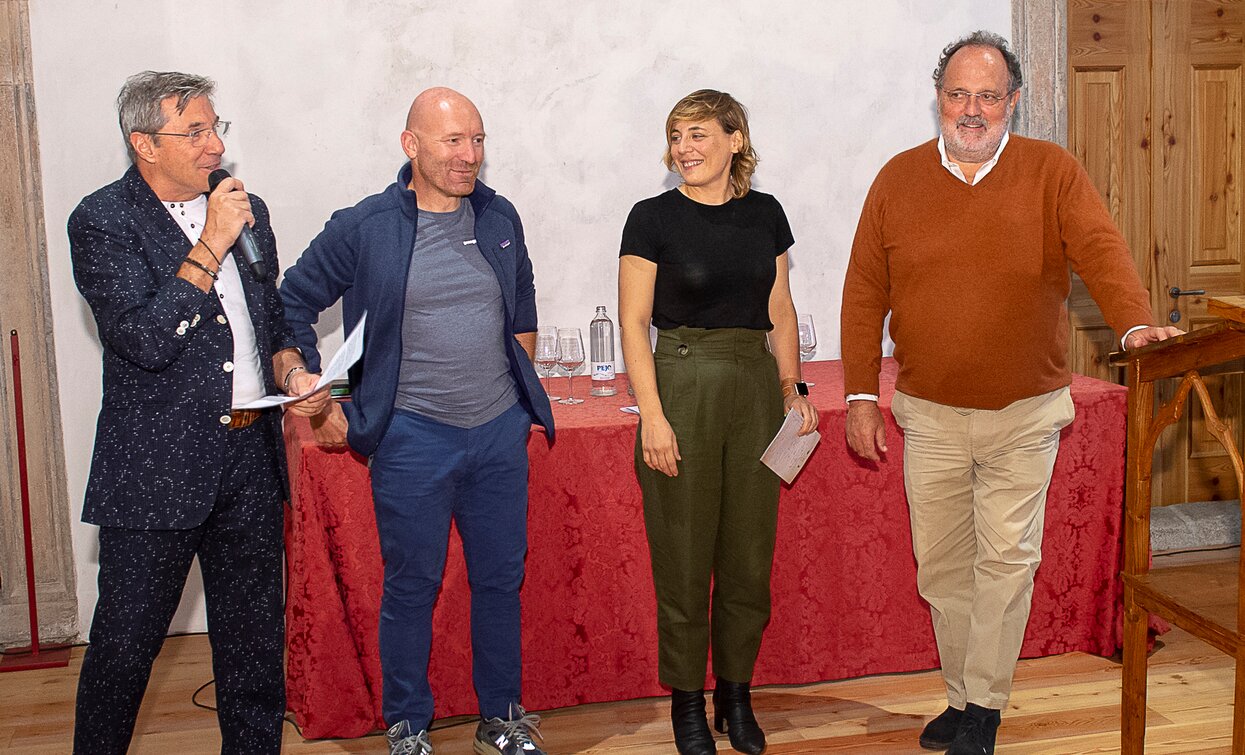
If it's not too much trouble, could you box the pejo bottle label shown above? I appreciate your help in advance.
[591,361,616,381]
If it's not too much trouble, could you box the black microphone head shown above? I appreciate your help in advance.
[208,168,232,192]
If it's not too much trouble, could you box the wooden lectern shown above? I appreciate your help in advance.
[1113,296,1245,753]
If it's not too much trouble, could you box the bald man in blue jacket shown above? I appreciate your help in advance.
[280,88,553,755]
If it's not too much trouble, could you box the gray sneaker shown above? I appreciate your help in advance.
[387,720,433,755]
[473,704,545,755]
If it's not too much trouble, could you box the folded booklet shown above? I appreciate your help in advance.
[760,410,821,484]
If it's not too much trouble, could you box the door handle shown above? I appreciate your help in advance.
[1167,287,1207,323]
[1169,287,1206,298]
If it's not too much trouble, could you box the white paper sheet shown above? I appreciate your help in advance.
[760,409,821,484]
[234,312,367,409]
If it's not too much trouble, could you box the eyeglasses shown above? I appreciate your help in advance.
[940,89,1015,109]
[141,119,230,147]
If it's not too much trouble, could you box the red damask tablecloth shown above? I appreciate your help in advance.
[283,359,1131,739]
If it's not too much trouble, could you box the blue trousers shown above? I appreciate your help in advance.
[369,402,532,729]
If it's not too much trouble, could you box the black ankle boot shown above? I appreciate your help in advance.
[671,688,715,755]
[947,703,1000,755]
[712,678,766,754]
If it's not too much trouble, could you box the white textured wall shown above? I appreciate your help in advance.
[30,0,1010,636]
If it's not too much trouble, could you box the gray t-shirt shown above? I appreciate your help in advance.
[394,201,518,428]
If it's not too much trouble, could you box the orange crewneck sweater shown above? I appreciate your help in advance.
[841,135,1152,409]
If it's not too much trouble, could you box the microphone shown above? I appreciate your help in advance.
[207,168,266,281]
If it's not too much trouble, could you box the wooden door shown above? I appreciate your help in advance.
[1067,0,1154,384]
[1068,0,1245,505]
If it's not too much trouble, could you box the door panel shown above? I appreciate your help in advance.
[1190,69,1240,266]
[1067,0,1153,383]
[1154,0,1244,505]
[1069,0,1245,504]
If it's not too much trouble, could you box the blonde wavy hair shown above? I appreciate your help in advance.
[662,89,757,199]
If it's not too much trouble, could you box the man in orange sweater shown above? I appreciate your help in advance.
[841,31,1180,755]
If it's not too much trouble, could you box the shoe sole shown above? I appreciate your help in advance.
[473,740,501,755]
[918,735,953,751]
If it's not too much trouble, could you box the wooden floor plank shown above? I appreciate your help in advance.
[2,552,1240,753]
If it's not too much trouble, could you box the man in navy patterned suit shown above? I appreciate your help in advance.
[68,71,330,754]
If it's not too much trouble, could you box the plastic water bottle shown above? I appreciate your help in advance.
[589,306,617,397]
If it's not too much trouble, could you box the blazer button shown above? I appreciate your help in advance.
[219,415,232,425]
[191,314,201,327]
[223,361,234,372]
[217,315,228,325]
[176,326,187,336]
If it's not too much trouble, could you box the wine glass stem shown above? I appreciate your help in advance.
[567,373,574,400]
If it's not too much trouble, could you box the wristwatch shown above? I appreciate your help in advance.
[792,381,809,397]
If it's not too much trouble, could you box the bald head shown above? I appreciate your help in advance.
[400,87,486,212]
[406,87,481,133]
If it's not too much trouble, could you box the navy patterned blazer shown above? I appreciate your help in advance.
[69,165,297,530]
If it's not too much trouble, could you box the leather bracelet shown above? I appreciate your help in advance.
[283,365,307,394]
[199,238,222,264]
[183,256,218,280]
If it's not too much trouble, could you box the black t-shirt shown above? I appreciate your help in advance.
[620,188,794,330]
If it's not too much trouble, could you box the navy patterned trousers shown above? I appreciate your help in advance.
[73,422,286,755]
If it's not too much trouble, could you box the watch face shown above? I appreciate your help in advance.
[796,382,809,397]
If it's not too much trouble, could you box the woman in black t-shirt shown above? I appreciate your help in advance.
[618,89,818,755]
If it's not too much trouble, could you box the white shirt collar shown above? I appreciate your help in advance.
[937,130,1010,186]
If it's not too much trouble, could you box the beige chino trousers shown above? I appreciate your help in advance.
[891,386,1075,710]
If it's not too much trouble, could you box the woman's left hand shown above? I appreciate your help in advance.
[783,394,819,436]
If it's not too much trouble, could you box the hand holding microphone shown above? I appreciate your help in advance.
[206,168,266,281]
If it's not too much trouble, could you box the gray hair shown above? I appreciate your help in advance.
[116,71,215,163]
[932,31,1023,93]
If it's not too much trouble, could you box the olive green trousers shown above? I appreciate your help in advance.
[636,327,783,690]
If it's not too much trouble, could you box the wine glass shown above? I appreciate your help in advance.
[557,328,585,405]
[797,313,817,362]
[535,325,561,401]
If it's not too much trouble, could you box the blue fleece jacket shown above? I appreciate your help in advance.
[280,164,554,456]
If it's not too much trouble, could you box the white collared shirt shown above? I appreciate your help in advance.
[165,196,267,408]
[937,130,1010,186]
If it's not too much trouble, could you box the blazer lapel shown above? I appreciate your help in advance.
[121,166,197,269]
